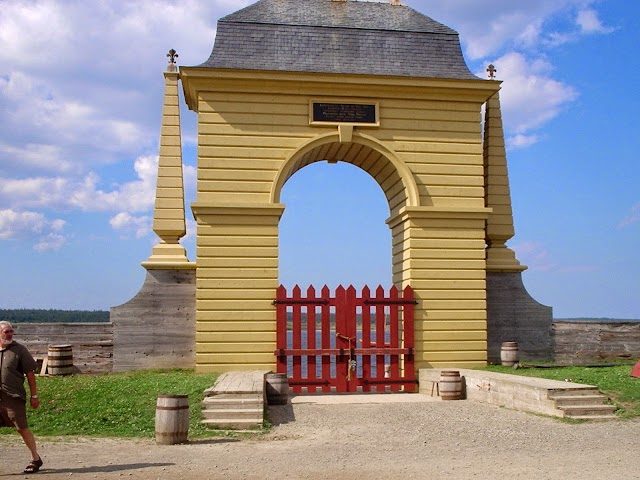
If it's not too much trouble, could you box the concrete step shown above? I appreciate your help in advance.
[565,414,619,421]
[202,408,264,420]
[202,418,264,429]
[548,388,600,397]
[560,404,617,417]
[550,394,609,407]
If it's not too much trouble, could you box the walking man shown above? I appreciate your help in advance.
[0,321,43,473]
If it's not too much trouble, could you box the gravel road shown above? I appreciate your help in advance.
[1,398,638,479]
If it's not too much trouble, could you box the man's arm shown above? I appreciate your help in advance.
[26,371,40,409]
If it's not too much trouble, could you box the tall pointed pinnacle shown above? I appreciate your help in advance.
[484,65,526,272]
[142,49,193,270]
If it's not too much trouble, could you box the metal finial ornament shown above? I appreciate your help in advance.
[166,49,178,72]
[487,64,497,80]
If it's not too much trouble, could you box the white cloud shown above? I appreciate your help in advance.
[413,1,570,59]
[0,71,151,176]
[409,1,614,151]
[486,52,578,134]
[110,212,152,239]
[507,133,540,149]
[0,209,47,239]
[618,203,640,228]
[412,1,613,60]
[0,0,239,179]
[0,155,158,213]
[0,142,74,174]
[69,155,159,213]
[0,0,618,250]
[33,233,66,251]
[0,154,201,245]
[576,9,615,35]
[0,209,67,250]
[0,1,71,69]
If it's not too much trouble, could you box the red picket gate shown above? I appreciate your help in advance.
[274,285,417,394]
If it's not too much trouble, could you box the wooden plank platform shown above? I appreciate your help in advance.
[204,370,269,396]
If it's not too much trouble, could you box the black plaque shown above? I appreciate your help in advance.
[312,102,377,124]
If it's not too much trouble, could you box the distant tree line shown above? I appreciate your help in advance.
[0,309,110,323]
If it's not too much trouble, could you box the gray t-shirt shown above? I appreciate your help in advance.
[0,342,37,401]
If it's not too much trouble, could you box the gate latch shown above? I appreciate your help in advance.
[336,333,357,381]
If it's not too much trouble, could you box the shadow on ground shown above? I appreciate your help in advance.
[1,462,174,477]
[267,404,296,425]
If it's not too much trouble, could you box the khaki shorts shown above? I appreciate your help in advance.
[0,391,29,430]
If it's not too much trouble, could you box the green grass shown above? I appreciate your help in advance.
[1,369,225,439]
[483,362,640,418]
[3,364,638,440]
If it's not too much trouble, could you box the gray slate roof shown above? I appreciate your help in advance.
[198,0,478,80]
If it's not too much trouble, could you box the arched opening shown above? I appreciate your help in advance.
[279,161,392,288]
[273,139,419,393]
[270,133,419,214]
[274,135,416,289]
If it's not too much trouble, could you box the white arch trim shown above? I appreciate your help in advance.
[269,132,420,207]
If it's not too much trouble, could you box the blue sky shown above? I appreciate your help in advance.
[0,0,638,319]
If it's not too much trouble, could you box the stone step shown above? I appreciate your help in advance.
[560,404,617,417]
[202,408,264,420]
[550,394,609,407]
[202,418,264,430]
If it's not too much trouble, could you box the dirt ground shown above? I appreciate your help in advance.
[1,398,638,479]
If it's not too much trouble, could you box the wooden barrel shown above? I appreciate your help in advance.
[265,373,289,405]
[439,370,463,400]
[155,395,189,445]
[500,341,519,366]
[47,345,74,376]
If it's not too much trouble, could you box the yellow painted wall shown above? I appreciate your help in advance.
[182,69,499,372]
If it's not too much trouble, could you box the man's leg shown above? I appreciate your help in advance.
[18,427,41,461]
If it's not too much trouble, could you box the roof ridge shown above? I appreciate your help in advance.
[219,18,459,35]
[218,0,458,35]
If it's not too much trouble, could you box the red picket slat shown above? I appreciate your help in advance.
[306,285,317,393]
[291,285,302,393]
[361,285,372,393]
[345,285,357,392]
[402,285,416,392]
[388,286,400,391]
[321,285,332,393]
[275,285,288,374]
[374,286,386,392]
[334,285,348,393]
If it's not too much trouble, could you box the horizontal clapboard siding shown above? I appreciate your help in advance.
[194,75,491,371]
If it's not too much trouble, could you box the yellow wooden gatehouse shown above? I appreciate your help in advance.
[115,0,552,376]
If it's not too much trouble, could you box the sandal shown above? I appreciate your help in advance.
[23,457,43,474]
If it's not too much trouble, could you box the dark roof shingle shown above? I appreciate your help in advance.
[197,0,478,80]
